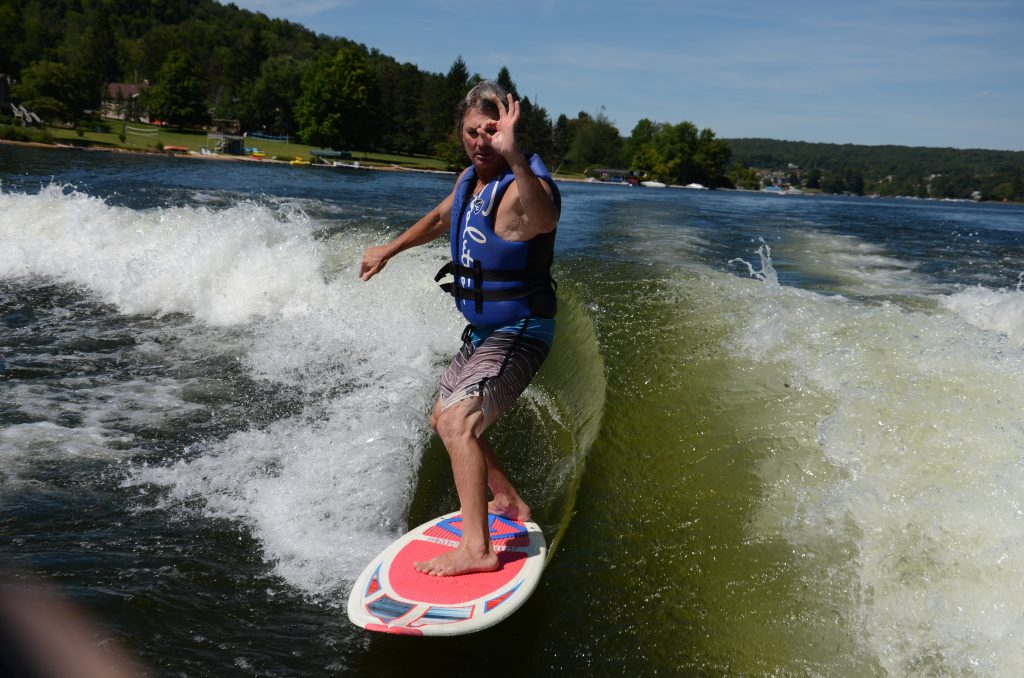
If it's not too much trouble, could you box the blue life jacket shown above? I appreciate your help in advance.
[435,154,560,328]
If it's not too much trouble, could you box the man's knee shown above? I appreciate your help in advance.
[435,399,484,444]
[429,398,442,433]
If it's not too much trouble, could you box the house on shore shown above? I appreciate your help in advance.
[102,82,150,121]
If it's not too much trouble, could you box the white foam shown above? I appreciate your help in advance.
[939,286,1024,348]
[2,186,463,596]
[726,271,1024,674]
[1,185,332,325]
[782,229,937,297]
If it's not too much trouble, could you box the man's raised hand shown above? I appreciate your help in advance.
[479,94,521,161]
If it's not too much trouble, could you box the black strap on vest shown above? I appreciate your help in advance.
[434,261,552,284]
[434,262,552,314]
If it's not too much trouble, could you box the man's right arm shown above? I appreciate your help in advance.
[359,188,456,281]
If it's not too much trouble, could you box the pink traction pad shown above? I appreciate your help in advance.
[387,536,529,605]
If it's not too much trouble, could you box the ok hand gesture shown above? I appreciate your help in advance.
[478,94,521,161]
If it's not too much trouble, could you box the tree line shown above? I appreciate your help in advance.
[4,1,1020,196]
[727,138,1024,202]
[1,0,733,184]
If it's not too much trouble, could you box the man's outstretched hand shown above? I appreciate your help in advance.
[359,245,390,281]
[478,94,522,162]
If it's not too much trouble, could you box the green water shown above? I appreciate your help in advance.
[6,148,1024,675]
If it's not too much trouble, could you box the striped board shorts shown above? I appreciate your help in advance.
[438,319,552,428]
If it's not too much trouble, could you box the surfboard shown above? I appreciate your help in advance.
[347,511,546,636]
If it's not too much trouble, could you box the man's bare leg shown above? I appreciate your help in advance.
[429,397,532,522]
[480,438,531,521]
[416,398,499,576]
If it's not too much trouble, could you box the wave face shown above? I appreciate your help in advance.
[2,183,466,594]
[3,147,1024,675]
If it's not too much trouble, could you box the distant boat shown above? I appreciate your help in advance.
[310,160,366,170]
[289,157,310,166]
[641,181,666,188]
[683,182,708,190]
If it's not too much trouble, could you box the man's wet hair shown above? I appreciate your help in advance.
[457,80,508,122]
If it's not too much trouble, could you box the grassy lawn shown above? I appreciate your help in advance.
[43,121,450,171]
[13,120,582,179]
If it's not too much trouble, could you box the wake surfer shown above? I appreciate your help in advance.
[359,81,560,576]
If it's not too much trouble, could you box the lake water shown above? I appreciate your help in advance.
[2,145,1023,676]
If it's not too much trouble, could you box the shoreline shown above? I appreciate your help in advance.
[0,137,604,184]
[0,136,446,173]
[6,138,1015,200]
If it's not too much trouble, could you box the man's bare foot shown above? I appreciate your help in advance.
[414,546,500,577]
[488,494,532,521]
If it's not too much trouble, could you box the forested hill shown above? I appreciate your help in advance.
[3,1,1019,196]
[726,138,1024,200]
[0,0,564,165]
[2,0,736,182]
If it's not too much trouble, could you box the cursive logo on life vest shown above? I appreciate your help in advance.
[459,192,491,289]
[460,219,487,287]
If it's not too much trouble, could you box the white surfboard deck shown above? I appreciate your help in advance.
[347,511,546,636]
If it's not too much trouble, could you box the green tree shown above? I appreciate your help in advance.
[550,113,574,171]
[486,66,552,158]
[296,44,378,149]
[62,2,120,108]
[631,144,664,180]
[625,119,730,185]
[420,56,470,153]
[0,2,21,73]
[12,60,88,122]
[624,118,660,164]
[496,66,519,99]
[695,128,732,187]
[12,1,64,73]
[846,169,865,195]
[564,109,623,171]
[147,49,208,127]
[230,24,268,85]
[244,55,307,136]
[728,163,761,190]
[660,121,700,183]
[371,52,427,154]
[515,96,553,158]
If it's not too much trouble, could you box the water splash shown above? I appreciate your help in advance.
[1,185,463,596]
[730,238,779,286]
[726,267,1024,675]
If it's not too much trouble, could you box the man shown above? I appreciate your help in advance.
[359,81,560,577]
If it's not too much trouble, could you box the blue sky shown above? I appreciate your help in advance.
[227,0,1024,151]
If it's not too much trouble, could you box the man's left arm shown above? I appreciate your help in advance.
[508,154,559,236]
[481,94,559,238]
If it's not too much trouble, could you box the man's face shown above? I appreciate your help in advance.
[461,109,501,175]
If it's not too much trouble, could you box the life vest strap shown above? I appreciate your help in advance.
[438,280,548,303]
[434,261,550,284]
